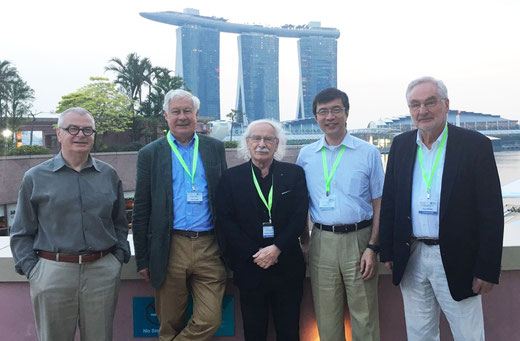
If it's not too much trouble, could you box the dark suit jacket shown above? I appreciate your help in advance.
[132,134,227,288]
[380,124,504,301]
[216,160,309,290]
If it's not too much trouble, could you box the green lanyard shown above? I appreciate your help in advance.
[417,127,448,199]
[251,164,273,222]
[322,145,346,196]
[167,132,199,190]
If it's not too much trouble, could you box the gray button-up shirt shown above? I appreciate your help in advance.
[10,153,131,277]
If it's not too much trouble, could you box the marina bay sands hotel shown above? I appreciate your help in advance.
[140,9,340,121]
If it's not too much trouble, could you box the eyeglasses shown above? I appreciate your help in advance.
[316,106,346,116]
[170,109,194,116]
[61,125,96,136]
[409,97,445,112]
[247,135,277,144]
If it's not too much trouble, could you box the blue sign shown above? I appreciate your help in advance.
[133,296,235,338]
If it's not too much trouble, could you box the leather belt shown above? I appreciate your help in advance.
[314,219,373,233]
[37,247,114,264]
[412,237,440,246]
[172,229,214,239]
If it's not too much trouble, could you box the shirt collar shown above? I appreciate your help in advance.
[314,131,354,152]
[416,123,448,148]
[169,131,196,148]
[52,152,98,172]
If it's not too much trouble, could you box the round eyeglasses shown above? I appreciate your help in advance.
[60,125,96,136]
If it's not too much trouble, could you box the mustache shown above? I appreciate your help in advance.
[255,147,270,152]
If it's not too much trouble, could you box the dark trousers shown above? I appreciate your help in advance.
[239,274,303,341]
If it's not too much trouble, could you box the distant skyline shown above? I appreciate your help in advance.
[1,0,519,129]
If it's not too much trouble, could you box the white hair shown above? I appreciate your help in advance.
[58,107,95,128]
[237,119,287,161]
[406,76,449,104]
[162,89,200,112]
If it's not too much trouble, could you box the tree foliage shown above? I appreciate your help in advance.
[56,77,133,149]
[0,60,35,148]
[105,53,187,143]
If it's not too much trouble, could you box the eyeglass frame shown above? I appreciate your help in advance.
[408,96,446,112]
[315,106,347,117]
[247,135,278,144]
[60,125,97,136]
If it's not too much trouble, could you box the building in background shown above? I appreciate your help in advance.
[140,9,340,121]
[236,34,279,121]
[297,26,337,119]
[175,23,220,121]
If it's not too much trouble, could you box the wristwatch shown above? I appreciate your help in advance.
[366,244,380,254]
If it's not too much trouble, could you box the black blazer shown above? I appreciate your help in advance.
[380,124,504,301]
[216,160,309,290]
[132,134,227,288]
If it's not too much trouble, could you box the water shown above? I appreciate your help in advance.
[495,150,520,186]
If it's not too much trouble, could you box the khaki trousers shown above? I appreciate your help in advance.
[29,253,122,341]
[309,226,380,341]
[155,234,227,341]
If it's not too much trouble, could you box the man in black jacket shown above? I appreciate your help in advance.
[379,76,504,340]
[216,119,308,341]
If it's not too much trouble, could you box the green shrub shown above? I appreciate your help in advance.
[224,141,238,148]
[7,145,51,156]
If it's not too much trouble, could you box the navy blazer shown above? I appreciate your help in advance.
[132,134,227,288]
[380,124,504,301]
[216,160,309,290]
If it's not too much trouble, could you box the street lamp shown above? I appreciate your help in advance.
[2,128,12,139]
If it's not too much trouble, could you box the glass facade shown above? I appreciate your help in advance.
[297,36,337,119]
[175,25,220,121]
[236,34,280,121]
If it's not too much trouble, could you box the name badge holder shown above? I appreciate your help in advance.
[319,194,337,210]
[187,191,203,204]
[167,132,201,205]
[251,164,275,239]
[416,127,447,216]
[320,145,346,211]
[262,222,275,238]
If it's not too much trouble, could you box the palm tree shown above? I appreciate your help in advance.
[105,53,158,141]
[140,68,187,142]
[0,60,19,127]
[5,78,35,134]
[105,53,155,112]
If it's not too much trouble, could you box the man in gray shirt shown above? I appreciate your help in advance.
[10,107,130,341]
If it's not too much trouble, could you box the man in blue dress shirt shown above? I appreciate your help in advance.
[132,89,228,341]
[296,88,384,341]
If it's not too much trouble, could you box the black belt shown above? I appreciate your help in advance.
[172,229,214,239]
[314,219,372,233]
[413,237,440,245]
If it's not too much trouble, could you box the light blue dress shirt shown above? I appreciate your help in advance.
[296,132,385,225]
[411,124,448,238]
[169,132,213,231]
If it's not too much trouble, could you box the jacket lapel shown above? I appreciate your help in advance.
[158,137,174,225]
[403,131,418,216]
[440,124,460,222]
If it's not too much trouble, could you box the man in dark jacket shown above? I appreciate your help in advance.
[379,76,504,341]
[216,119,308,341]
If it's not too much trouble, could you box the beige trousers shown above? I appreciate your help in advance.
[155,234,227,341]
[309,226,380,341]
[29,253,122,341]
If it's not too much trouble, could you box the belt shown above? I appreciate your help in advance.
[172,229,214,239]
[314,219,373,233]
[37,247,114,264]
[413,237,440,246]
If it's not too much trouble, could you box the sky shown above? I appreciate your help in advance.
[1,0,519,129]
